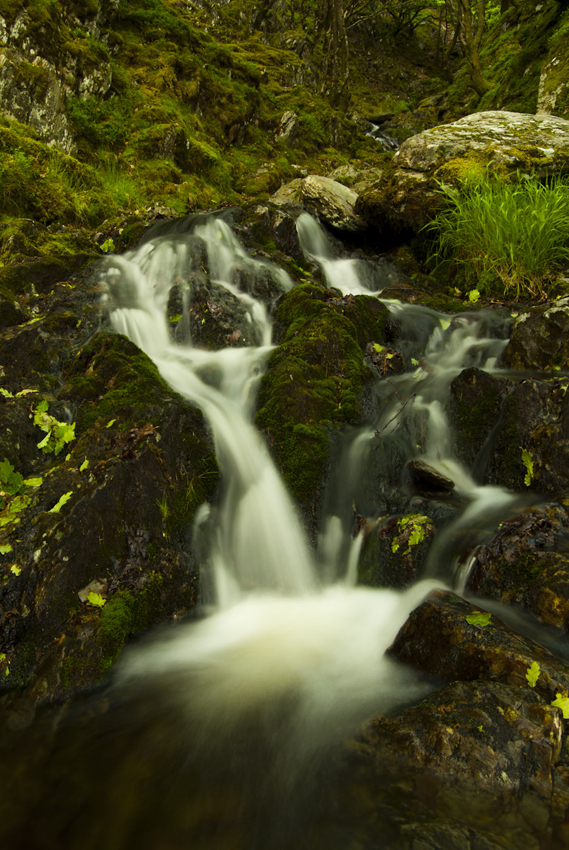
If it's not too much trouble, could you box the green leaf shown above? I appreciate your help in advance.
[22,477,43,487]
[0,544,12,554]
[0,458,24,495]
[0,388,13,398]
[10,564,21,576]
[411,358,420,366]
[440,318,451,330]
[48,491,73,514]
[87,591,106,607]
[101,237,115,254]
[0,653,8,676]
[466,612,492,627]
[106,419,116,428]
[79,458,89,472]
[9,494,30,514]
[33,402,76,455]
[552,693,569,719]
[0,516,19,528]
[37,432,51,450]
[526,661,540,687]
[520,447,533,487]
[372,343,385,353]
[468,289,481,303]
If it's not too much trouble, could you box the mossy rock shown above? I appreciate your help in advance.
[256,283,389,513]
[449,367,509,470]
[356,111,569,238]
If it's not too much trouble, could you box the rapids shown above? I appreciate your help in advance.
[102,214,445,789]
[1,210,550,850]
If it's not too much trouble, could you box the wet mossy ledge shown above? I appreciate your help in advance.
[255,282,390,514]
[0,261,219,700]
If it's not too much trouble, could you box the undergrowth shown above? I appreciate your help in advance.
[426,172,569,300]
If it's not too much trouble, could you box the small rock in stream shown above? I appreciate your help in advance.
[406,459,455,494]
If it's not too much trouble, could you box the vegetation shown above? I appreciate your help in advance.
[426,172,569,299]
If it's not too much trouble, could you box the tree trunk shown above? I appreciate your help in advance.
[459,0,493,96]
[318,0,350,110]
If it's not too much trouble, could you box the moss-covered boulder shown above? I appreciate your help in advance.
[353,591,569,848]
[449,366,509,471]
[255,283,389,520]
[0,260,218,705]
[356,111,569,237]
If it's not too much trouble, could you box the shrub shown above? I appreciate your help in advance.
[426,172,569,300]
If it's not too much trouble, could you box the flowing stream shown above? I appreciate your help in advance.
[90,213,457,846]
[3,211,543,849]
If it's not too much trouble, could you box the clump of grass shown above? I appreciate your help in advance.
[426,172,569,300]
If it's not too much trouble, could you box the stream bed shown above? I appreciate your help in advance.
[1,209,569,849]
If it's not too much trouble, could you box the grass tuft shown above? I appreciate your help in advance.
[425,172,569,300]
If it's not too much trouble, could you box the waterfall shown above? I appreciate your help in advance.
[297,214,520,587]
[97,214,442,841]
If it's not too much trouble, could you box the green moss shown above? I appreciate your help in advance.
[68,333,175,433]
[256,284,388,503]
[97,575,163,670]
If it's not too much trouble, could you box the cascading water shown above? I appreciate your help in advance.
[1,211,559,850]
[297,212,522,587]
[93,212,445,847]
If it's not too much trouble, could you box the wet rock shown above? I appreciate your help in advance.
[361,679,563,849]
[407,459,454,494]
[503,303,569,371]
[358,513,435,590]
[487,377,569,493]
[356,111,569,236]
[188,278,263,349]
[0,266,218,704]
[390,590,569,696]
[354,591,569,847]
[449,367,509,471]
[466,504,569,632]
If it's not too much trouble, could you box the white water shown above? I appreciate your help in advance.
[98,214,442,804]
[297,213,519,587]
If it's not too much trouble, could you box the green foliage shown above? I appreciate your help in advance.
[48,491,73,513]
[391,514,430,554]
[0,458,24,496]
[552,693,569,718]
[465,611,492,627]
[426,173,569,300]
[34,400,76,454]
[87,591,106,607]
[526,661,540,688]
[520,447,533,487]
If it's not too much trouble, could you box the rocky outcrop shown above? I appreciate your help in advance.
[355,591,569,849]
[0,48,75,154]
[538,33,569,118]
[356,111,569,236]
[503,301,569,371]
[271,174,365,232]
